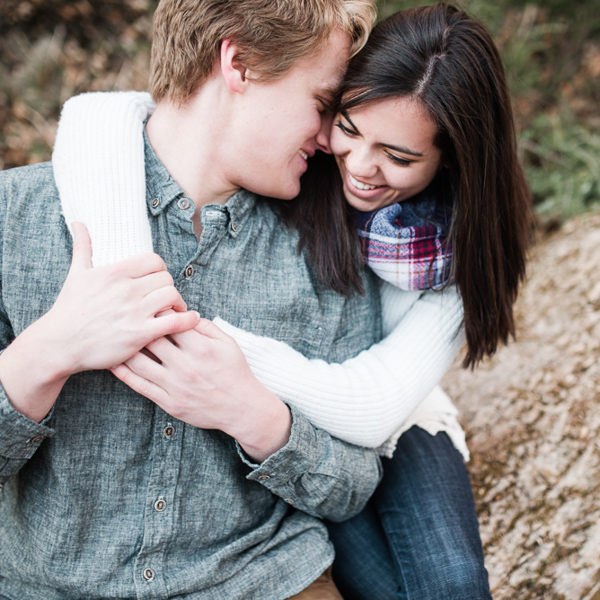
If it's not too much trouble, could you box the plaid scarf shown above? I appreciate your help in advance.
[355,193,453,291]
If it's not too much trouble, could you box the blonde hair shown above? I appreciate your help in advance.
[149,0,377,104]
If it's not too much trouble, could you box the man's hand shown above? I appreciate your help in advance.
[111,318,292,462]
[46,222,200,373]
[0,222,200,422]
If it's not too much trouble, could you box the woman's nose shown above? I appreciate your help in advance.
[345,144,378,178]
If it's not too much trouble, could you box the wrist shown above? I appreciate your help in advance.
[234,385,292,463]
[0,321,72,422]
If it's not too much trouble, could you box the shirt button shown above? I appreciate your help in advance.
[184,265,194,278]
[178,197,190,210]
[230,221,238,232]
[285,497,295,504]
[152,198,160,208]
[154,498,167,512]
[142,568,155,581]
[163,425,175,438]
[28,436,44,444]
[258,475,271,481]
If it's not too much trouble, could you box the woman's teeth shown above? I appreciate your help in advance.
[348,172,379,190]
[298,150,308,161]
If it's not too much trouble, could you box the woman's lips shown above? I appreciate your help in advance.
[345,170,386,198]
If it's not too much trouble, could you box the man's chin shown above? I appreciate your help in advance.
[264,183,301,201]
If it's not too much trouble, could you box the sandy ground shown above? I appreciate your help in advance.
[442,212,600,599]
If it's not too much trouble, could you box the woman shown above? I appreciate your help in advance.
[53,4,530,598]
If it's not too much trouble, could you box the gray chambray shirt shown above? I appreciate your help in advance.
[0,134,382,600]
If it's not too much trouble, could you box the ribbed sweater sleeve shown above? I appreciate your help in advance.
[215,283,464,448]
[53,91,156,266]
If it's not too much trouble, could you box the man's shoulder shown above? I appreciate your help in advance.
[0,161,57,194]
[0,162,60,234]
[1,160,54,178]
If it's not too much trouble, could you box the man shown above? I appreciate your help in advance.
[0,0,382,598]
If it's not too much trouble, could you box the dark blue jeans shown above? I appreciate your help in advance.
[327,426,492,600]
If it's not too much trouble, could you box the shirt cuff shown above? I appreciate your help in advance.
[0,383,55,483]
[237,405,322,488]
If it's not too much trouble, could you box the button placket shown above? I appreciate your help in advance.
[133,409,184,599]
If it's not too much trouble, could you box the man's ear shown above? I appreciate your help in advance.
[220,39,248,93]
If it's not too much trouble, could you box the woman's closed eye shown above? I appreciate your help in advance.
[385,152,413,167]
[335,119,358,137]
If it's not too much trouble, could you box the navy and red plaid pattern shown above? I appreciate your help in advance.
[355,195,453,291]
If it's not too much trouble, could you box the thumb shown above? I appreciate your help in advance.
[69,221,93,272]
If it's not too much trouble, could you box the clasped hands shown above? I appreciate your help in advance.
[0,222,290,460]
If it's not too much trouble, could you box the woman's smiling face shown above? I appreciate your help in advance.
[330,96,443,212]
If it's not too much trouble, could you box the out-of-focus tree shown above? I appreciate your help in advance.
[0,0,157,168]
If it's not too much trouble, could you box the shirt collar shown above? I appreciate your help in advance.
[143,123,255,237]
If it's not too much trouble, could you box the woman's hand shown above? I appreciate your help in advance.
[111,317,292,462]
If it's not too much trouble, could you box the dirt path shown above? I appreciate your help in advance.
[442,212,600,599]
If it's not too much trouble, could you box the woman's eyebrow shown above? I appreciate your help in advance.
[381,142,425,157]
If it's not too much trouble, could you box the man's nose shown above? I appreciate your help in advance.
[315,111,334,154]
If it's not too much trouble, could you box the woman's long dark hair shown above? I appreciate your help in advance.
[279,3,532,368]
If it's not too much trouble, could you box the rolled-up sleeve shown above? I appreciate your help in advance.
[238,405,382,522]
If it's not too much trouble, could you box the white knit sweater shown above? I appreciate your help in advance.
[52,91,469,459]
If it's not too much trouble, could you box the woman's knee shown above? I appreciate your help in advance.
[406,548,491,600]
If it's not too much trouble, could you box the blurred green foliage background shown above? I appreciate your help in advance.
[1,0,599,228]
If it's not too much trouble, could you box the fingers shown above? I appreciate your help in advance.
[135,271,184,308]
[142,285,189,315]
[109,257,189,313]
[149,309,201,340]
[110,362,167,405]
[144,337,179,364]
[194,319,233,342]
[173,318,236,351]
[69,222,93,272]
[110,252,169,280]
[193,318,230,340]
